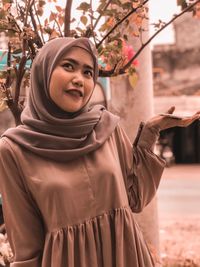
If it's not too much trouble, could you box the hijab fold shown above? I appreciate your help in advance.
[2,37,119,162]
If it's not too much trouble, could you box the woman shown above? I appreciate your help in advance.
[0,37,199,267]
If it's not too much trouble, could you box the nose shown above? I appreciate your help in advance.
[72,72,84,88]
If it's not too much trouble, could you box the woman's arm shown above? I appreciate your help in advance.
[128,123,165,212]
[114,124,165,213]
[0,138,45,267]
[115,107,200,213]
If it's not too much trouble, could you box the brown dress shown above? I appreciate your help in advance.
[0,124,165,267]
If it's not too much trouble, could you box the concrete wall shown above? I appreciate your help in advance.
[173,12,200,51]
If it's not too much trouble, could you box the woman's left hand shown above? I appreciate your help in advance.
[146,106,200,131]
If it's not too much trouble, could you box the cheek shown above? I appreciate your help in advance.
[49,71,64,97]
[85,80,95,96]
[49,74,57,98]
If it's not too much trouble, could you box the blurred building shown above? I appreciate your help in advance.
[152,12,200,163]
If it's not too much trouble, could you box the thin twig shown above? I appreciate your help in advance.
[33,1,45,44]
[8,11,22,33]
[24,0,31,27]
[84,0,95,40]
[29,3,43,47]
[96,0,149,48]
[55,19,63,37]
[93,0,113,32]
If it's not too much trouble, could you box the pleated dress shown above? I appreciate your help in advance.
[0,124,165,267]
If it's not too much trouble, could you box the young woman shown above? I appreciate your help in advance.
[0,37,199,267]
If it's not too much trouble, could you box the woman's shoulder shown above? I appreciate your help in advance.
[112,124,131,144]
[0,137,13,152]
[0,137,21,160]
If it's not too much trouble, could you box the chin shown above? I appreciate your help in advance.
[61,105,83,113]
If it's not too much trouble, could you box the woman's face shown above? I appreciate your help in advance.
[49,47,95,113]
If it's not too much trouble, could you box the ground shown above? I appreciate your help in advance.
[157,165,200,267]
[159,218,200,266]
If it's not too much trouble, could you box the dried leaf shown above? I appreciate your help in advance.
[80,15,88,25]
[58,15,64,26]
[77,2,90,12]
[49,12,56,22]
[128,72,138,89]
[55,5,63,13]
[49,30,59,39]
[44,18,48,26]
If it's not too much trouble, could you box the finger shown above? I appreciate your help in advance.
[180,115,199,127]
[194,113,200,121]
[166,106,175,114]
[191,113,200,120]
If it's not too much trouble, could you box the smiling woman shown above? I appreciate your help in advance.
[49,47,95,113]
[0,37,199,267]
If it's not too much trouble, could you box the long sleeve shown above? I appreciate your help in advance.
[0,138,45,267]
[114,123,166,213]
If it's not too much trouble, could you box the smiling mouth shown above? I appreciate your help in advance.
[64,89,83,98]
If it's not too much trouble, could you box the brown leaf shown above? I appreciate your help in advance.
[49,12,56,22]
[80,15,88,25]
[58,15,64,26]
[55,5,63,13]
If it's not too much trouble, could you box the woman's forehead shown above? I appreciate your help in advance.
[58,47,94,67]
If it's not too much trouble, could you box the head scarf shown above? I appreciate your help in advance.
[2,37,119,162]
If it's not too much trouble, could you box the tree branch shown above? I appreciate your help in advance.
[32,1,45,44]
[1,83,22,126]
[121,0,200,72]
[29,3,44,47]
[55,19,64,37]
[84,0,95,40]
[64,0,73,37]
[14,56,26,104]
[24,0,31,27]
[96,0,149,48]
[99,0,200,77]
[93,0,113,32]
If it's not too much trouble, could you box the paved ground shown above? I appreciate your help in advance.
[158,164,200,218]
[157,164,200,266]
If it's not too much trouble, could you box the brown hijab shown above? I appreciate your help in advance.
[2,37,119,162]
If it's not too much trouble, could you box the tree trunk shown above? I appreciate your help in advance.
[108,9,161,265]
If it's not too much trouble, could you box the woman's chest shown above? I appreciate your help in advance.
[19,141,129,225]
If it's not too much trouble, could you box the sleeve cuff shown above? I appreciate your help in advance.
[133,122,160,150]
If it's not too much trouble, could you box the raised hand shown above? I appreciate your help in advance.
[146,106,200,131]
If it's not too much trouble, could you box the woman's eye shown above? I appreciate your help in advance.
[62,63,73,70]
[85,70,93,77]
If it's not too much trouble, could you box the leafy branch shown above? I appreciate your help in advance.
[99,0,200,77]
[96,0,149,48]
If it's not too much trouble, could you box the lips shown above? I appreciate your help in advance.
[64,89,83,98]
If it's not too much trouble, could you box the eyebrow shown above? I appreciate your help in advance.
[61,58,94,71]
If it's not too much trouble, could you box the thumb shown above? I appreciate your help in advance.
[166,106,175,114]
